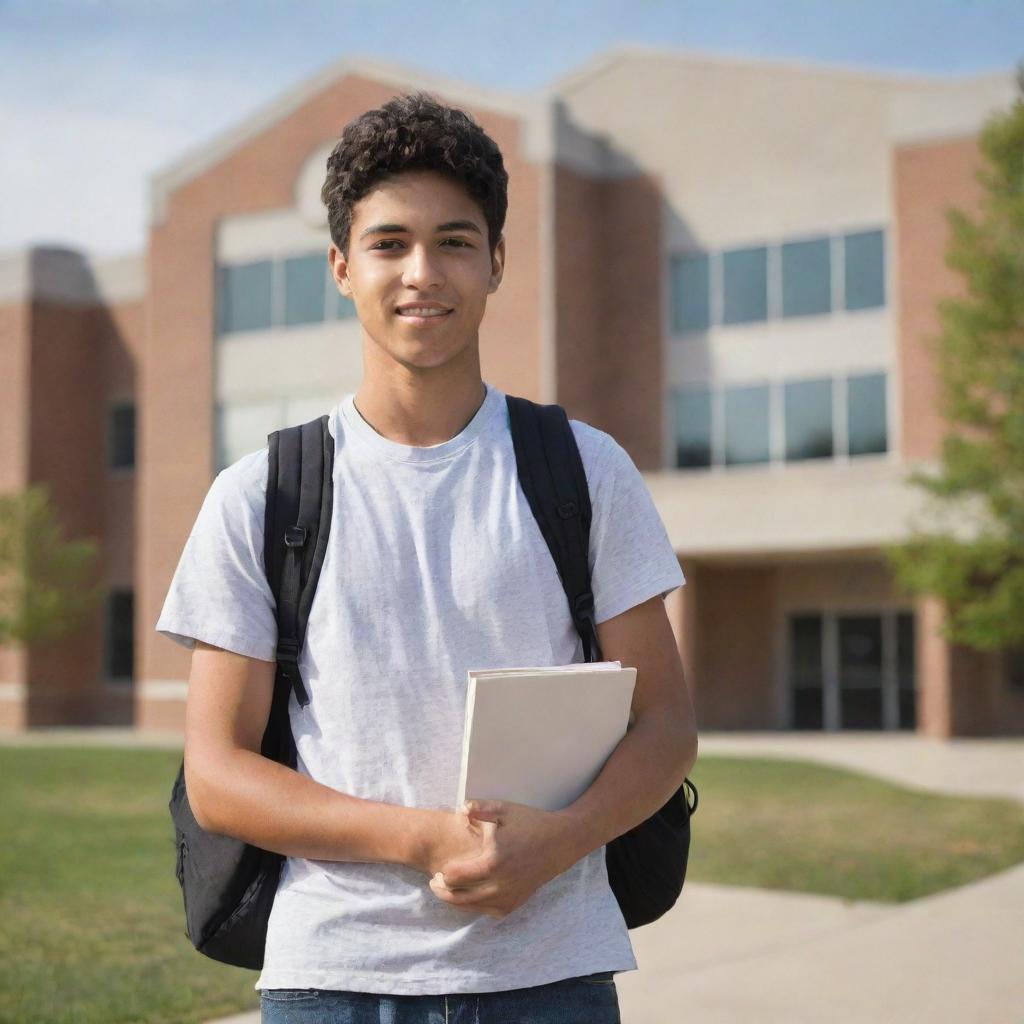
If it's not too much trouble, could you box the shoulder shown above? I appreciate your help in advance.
[568,417,631,488]
[207,446,269,519]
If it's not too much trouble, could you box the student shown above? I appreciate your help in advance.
[156,90,697,1024]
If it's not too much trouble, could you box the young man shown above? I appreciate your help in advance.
[156,91,697,1023]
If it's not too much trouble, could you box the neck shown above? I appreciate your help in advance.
[353,347,488,448]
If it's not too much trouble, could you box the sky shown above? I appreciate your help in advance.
[2,0,1022,257]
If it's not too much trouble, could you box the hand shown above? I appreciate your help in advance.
[414,804,491,879]
[427,800,585,920]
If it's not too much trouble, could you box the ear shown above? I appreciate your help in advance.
[327,243,354,300]
[487,234,506,294]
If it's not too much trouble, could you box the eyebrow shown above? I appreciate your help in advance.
[358,220,483,240]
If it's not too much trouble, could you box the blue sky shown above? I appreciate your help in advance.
[3,0,1022,256]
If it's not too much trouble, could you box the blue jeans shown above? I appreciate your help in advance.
[259,971,620,1023]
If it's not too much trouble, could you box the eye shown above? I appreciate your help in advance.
[443,238,471,248]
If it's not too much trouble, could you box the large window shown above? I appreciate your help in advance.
[105,590,133,682]
[672,370,887,470]
[107,402,135,470]
[670,253,710,333]
[784,377,833,460]
[218,260,273,333]
[669,226,886,333]
[217,251,357,335]
[722,246,768,325]
[847,372,887,455]
[284,254,327,326]
[724,383,771,465]
[781,237,831,318]
[844,229,885,310]
[673,389,712,468]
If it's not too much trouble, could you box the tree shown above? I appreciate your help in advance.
[0,484,104,648]
[883,62,1024,654]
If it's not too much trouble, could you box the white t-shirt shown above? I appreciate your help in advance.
[156,380,685,995]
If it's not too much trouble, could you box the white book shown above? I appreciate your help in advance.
[455,661,637,812]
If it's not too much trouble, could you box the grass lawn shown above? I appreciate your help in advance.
[1,746,1023,1024]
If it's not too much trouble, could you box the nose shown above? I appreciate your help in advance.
[401,243,445,291]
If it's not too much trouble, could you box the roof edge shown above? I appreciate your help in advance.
[148,53,551,227]
[546,43,1016,97]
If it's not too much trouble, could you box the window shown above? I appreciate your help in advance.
[105,590,133,682]
[219,260,273,333]
[790,614,824,730]
[724,384,771,465]
[1004,645,1024,693]
[722,246,767,324]
[897,611,917,728]
[844,229,885,310]
[284,254,327,326]
[108,403,135,470]
[781,237,831,318]
[674,389,712,468]
[670,253,710,333]
[784,378,833,461]
[847,372,887,455]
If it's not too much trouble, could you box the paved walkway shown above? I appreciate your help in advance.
[5,727,1021,1022]
[696,730,1024,805]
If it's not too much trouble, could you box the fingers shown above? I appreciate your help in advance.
[464,799,504,824]
[429,874,502,912]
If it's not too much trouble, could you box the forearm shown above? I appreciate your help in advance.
[188,748,433,869]
[560,711,698,861]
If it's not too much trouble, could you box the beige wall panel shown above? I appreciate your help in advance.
[557,56,900,244]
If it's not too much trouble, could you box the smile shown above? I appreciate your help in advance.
[396,308,453,324]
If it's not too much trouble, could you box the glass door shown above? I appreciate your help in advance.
[837,615,884,729]
[787,610,916,730]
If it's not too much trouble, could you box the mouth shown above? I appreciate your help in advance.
[395,305,454,325]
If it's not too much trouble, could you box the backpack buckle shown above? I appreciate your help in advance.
[284,525,307,548]
[276,637,299,663]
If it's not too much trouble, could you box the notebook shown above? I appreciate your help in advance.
[455,661,637,812]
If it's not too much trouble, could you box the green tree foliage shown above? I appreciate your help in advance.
[883,64,1024,653]
[0,484,104,648]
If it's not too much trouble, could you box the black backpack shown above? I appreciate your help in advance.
[169,393,698,969]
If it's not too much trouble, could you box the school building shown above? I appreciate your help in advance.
[1,46,1021,737]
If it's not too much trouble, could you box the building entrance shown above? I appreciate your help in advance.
[788,610,916,730]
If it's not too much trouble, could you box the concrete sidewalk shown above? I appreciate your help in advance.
[620,860,1024,1023]
[696,730,1024,805]
[209,862,1024,1024]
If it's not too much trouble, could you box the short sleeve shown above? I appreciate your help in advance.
[584,434,685,625]
[154,450,278,662]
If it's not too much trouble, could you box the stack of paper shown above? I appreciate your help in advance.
[455,661,637,812]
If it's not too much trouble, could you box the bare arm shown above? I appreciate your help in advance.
[426,593,698,917]
[560,593,698,856]
[183,640,478,873]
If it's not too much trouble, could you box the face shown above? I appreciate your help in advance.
[328,169,505,376]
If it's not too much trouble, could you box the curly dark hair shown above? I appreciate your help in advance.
[321,91,509,259]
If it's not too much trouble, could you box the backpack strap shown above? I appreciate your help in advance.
[264,415,335,708]
[505,395,603,663]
